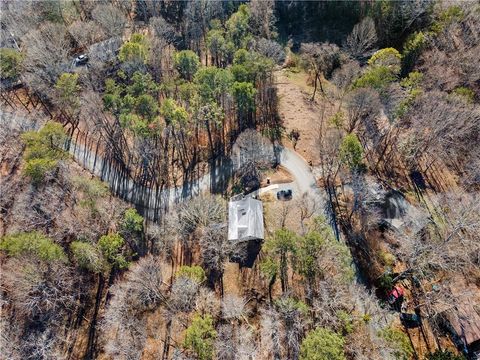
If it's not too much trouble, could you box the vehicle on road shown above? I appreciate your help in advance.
[74,54,89,66]
[277,189,293,201]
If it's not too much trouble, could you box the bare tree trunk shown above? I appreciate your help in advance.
[311,72,318,102]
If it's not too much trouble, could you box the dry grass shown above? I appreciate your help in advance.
[276,69,337,166]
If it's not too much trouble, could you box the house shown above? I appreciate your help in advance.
[228,197,264,242]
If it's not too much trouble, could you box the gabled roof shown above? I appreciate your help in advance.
[228,197,264,242]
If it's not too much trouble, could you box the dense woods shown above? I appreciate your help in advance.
[0,1,479,360]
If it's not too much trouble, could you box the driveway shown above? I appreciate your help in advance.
[247,146,325,216]
[278,147,322,199]
[68,138,325,220]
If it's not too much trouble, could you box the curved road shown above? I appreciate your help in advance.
[69,139,325,219]
[71,141,320,193]
[278,147,323,199]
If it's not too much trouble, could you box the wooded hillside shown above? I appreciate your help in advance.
[0,1,479,360]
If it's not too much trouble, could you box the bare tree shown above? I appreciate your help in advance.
[115,0,134,19]
[199,224,247,292]
[22,23,72,96]
[0,1,43,41]
[275,296,307,360]
[21,329,65,360]
[170,276,200,313]
[195,287,221,318]
[236,325,258,360]
[344,323,395,360]
[463,152,480,189]
[103,312,147,360]
[317,127,343,188]
[86,36,124,90]
[148,35,171,81]
[388,191,480,329]
[102,256,168,360]
[398,192,480,278]
[92,4,126,38]
[172,348,195,360]
[221,294,248,321]
[0,317,21,359]
[345,17,377,60]
[259,307,283,360]
[2,257,77,321]
[331,60,361,102]
[215,325,237,360]
[296,192,319,234]
[176,195,225,237]
[311,278,350,330]
[345,87,381,133]
[146,220,176,259]
[404,92,480,169]
[74,0,98,20]
[231,129,278,171]
[126,255,167,308]
[215,324,257,360]
[150,16,176,45]
[421,6,480,91]
[254,38,285,65]
[68,20,105,48]
[231,129,278,191]
[300,42,341,101]
[250,0,276,39]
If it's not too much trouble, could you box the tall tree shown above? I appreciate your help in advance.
[263,228,297,293]
[300,327,346,360]
[249,0,276,39]
[22,23,72,96]
[174,50,200,81]
[345,17,377,61]
[183,314,217,360]
[301,42,341,101]
[92,4,126,38]
[54,73,81,119]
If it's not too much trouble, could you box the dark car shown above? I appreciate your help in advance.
[277,189,293,201]
[74,54,89,66]
[400,313,421,328]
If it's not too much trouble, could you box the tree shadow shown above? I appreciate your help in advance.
[210,156,233,195]
[230,239,262,269]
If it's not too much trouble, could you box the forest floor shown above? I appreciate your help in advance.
[273,68,460,358]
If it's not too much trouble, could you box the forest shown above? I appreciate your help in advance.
[0,1,479,360]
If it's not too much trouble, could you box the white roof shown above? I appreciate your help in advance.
[228,197,264,241]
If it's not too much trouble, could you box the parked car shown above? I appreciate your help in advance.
[400,312,420,329]
[277,189,293,201]
[74,54,89,66]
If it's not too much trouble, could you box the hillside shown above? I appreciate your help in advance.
[0,1,479,360]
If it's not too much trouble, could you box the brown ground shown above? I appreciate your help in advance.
[260,165,294,186]
[276,69,337,166]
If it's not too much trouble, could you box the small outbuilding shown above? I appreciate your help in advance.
[228,197,264,242]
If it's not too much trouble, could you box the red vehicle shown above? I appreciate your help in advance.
[387,286,405,305]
